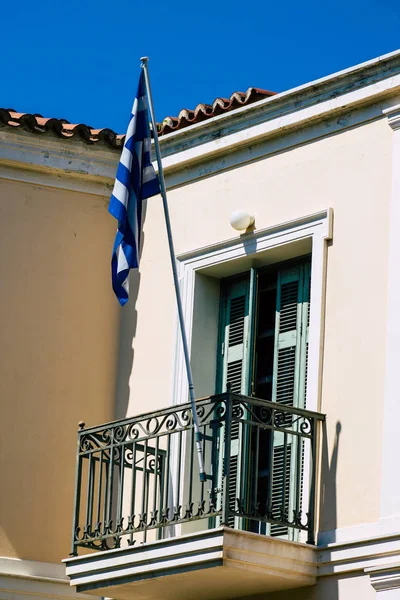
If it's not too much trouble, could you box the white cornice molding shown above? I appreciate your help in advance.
[160,48,400,153]
[160,74,400,176]
[0,129,119,175]
[318,533,400,577]
[383,103,400,130]
[0,163,112,197]
[318,516,400,547]
[318,518,400,577]
[0,556,67,581]
[366,562,400,592]
[163,98,400,190]
[0,557,97,600]
[0,128,119,192]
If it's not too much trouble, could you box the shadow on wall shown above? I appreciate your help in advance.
[315,421,342,600]
[114,199,148,420]
[245,421,342,600]
[314,420,341,600]
[320,420,341,541]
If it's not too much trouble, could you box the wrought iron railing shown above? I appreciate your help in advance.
[70,392,324,555]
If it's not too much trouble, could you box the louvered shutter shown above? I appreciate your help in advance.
[216,275,254,527]
[270,264,310,539]
[219,278,252,395]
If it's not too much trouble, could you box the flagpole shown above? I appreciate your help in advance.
[140,57,206,483]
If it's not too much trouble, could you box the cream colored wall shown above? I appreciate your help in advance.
[0,178,119,563]
[248,573,375,599]
[125,117,392,533]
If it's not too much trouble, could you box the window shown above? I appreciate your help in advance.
[174,210,331,539]
[216,257,311,539]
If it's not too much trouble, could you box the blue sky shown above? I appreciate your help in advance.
[1,0,399,133]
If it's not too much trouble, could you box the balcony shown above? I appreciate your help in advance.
[64,392,324,599]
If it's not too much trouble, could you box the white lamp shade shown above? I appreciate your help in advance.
[230,210,255,231]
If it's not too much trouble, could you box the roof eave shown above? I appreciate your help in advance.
[158,48,400,157]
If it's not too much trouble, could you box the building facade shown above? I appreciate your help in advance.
[1,50,400,600]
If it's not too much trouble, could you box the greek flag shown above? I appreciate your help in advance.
[109,71,160,306]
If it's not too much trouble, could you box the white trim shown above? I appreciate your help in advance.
[0,556,67,581]
[318,515,400,546]
[317,519,400,579]
[383,103,400,130]
[0,557,98,600]
[163,99,400,191]
[160,49,400,150]
[0,129,119,184]
[379,104,400,523]
[318,533,400,577]
[366,562,400,595]
[161,75,400,178]
[172,209,332,413]
[308,209,333,410]
[0,163,111,197]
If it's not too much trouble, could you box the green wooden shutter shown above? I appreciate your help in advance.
[270,263,310,539]
[219,277,252,396]
[216,273,255,527]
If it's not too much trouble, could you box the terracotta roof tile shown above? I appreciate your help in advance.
[0,87,276,148]
[157,87,276,135]
[0,108,125,148]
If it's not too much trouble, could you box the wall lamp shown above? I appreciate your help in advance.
[229,210,255,232]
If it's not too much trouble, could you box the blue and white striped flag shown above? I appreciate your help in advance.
[108,71,160,306]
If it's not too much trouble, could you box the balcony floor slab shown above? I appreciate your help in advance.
[64,527,317,600]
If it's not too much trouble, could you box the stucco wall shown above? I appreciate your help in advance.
[0,178,119,562]
[250,573,375,599]
[122,116,392,534]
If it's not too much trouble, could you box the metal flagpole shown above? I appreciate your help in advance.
[140,57,206,483]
